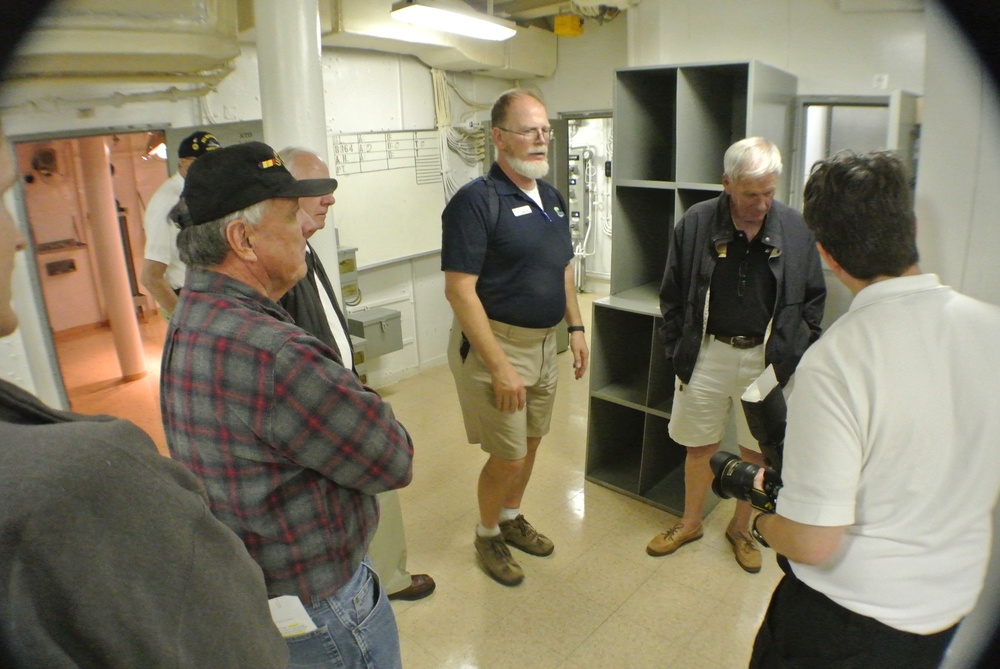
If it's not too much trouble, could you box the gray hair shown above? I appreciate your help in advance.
[723,137,783,182]
[277,146,315,179]
[177,200,268,268]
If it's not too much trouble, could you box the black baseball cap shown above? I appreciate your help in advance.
[181,141,338,227]
[177,131,222,159]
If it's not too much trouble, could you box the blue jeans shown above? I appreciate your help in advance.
[286,557,402,668]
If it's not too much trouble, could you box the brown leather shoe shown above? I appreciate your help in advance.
[726,530,762,574]
[499,514,554,556]
[646,522,704,557]
[475,534,524,586]
[387,573,436,601]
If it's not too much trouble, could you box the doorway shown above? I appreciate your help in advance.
[790,92,921,329]
[13,130,171,451]
[560,112,614,293]
[11,120,266,453]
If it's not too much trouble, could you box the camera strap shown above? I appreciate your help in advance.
[750,488,777,514]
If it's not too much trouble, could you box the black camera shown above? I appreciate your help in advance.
[710,376,786,513]
[711,452,782,513]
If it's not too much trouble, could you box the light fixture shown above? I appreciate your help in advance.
[145,131,167,160]
[391,0,517,42]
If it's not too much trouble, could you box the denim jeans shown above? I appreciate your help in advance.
[285,557,402,668]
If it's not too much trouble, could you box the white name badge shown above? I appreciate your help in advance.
[269,595,318,638]
[511,205,532,217]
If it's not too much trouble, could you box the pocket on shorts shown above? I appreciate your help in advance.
[459,332,470,363]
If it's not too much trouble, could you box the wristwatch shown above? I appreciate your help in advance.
[751,513,770,548]
[567,325,585,334]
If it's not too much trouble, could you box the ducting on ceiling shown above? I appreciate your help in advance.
[7,0,560,83]
[314,0,558,80]
[6,0,240,81]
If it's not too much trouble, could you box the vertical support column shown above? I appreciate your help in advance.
[77,137,146,381]
[253,0,329,166]
[253,0,341,303]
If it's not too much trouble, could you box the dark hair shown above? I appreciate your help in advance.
[802,151,918,280]
[490,88,544,129]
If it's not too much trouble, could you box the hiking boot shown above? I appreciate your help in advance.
[499,515,554,557]
[646,522,704,557]
[475,534,524,586]
[726,530,762,574]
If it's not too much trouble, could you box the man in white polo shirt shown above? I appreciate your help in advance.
[141,130,220,318]
[749,151,1000,668]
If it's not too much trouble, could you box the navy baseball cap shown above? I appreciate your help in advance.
[181,141,338,227]
[176,131,221,159]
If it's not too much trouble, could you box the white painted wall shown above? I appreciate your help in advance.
[628,0,926,96]
[916,3,1000,305]
[535,17,628,115]
[916,9,1000,663]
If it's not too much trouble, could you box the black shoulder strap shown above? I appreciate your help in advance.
[482,173,500,240]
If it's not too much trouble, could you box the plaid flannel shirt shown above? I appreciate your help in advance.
[161,269,413,602]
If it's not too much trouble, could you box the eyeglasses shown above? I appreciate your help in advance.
[498,126,554,141]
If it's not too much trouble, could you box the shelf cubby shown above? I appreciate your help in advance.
[587,60,797,515]
[614,67,677,182]
[610,185,675,294]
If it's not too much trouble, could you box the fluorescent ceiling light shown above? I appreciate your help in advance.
[391,0,517,42]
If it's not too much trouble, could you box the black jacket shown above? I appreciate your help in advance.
[659,193,826,385]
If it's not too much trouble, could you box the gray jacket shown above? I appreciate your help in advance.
[659,193,826,385]
[0,379,288,669]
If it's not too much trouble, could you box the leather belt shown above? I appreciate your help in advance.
[713,334,765,349]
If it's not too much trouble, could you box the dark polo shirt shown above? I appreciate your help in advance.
[441,163,573,329]
[707,222,777,338]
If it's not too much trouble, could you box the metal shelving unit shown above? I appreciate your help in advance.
[585,61,797,515]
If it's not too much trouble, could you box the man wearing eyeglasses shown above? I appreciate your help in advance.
[646,137,826,574]
[442,89,589,586]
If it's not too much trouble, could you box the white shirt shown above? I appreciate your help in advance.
[520,184,544,210]
[142,172,186,290]
[779,273,1000,633]
[308,247,353,362]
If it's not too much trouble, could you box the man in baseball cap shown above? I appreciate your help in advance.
[181,140,336,228]
[162,140,412,668]
[140,130,222,319]
[176,130,221,160]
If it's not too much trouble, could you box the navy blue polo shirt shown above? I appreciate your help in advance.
[441,163,573,328]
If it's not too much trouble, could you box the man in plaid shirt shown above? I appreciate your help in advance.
[161,141,413,668]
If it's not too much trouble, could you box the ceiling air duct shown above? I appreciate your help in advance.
[322,0,556,79]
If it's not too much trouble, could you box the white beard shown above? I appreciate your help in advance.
[509,155,549,180]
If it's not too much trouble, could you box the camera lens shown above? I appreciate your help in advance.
[710,452,761,501]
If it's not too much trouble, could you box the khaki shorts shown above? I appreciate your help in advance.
[668,335,765,452]
[447,318,558,460]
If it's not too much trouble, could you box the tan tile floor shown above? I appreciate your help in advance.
[55,316,169,455]
[55,292,782,668]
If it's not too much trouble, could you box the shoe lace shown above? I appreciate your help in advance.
[510,516,537,540]
[486,535,513,560]
[729,531,756,553]
[662,524,684,540]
